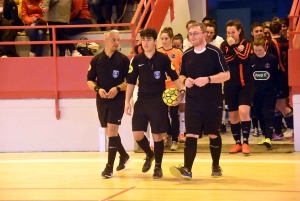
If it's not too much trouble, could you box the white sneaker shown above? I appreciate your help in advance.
[72,52,82,57]
[283,128,294,138]
[253,128,259,137]
[170,141,178,151]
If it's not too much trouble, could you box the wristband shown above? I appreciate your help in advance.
[179,89,186,93]
[207,76,211,83]
[116,86,121,92]
[94,86,100,92]
[183,78,187,85]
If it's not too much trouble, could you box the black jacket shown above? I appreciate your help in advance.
[3,0,23,26]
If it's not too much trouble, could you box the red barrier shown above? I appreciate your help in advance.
[0,0,174,119]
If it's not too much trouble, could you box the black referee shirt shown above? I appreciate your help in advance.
[250,52,279,93]
[127,51,179,98]
[87,50,130,98]
[180,44,229,110]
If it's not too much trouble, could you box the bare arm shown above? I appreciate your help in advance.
[210,71,230,83]
[87,81,97,91]
[179,75,194,88]
[193,71,230,87]
[124,84,135,116]
[87,81,108,98]
[172,79,185,106]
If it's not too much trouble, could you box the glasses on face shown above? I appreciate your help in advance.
[188,32,203,37]
[254,30,263,33]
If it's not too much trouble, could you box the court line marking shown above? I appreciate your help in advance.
[0,158,299,163]
[100,186,136,201]
[0,187,299,193]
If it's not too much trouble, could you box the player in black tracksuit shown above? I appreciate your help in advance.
[250,38,279,148]
[220,19,254,154]
[266,20,294,140]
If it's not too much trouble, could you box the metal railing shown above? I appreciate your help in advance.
[0,0,174,119]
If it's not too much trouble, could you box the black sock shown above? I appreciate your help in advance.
[251,106,258,128]
[154,140,164,168]
[241,121,251,144]
[184,137,198,172]
[284,111,294,129]
[230,123,241,145]
[209,136,222,166]
[252,117,258,129]
[107,136,119,167]
[136,136,154,158]
[274,111,283,134]
[117,134,128,157]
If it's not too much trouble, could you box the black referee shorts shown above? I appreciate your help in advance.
[278,72,289,99]
[132,96,168,134]
[224,83,254,111]
[185,107,223,138]
[96,94,125,127]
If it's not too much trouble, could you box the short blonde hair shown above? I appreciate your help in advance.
[104,30,119,40]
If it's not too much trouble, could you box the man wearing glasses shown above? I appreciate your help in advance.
[170,22,230,179]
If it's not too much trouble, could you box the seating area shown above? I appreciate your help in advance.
[12,1,140,57]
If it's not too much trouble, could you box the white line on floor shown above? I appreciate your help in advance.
[0,158,299,163]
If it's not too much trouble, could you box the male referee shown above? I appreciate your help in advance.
[125,28,185,179]
[87,30,130,179]
[170,22,230,179]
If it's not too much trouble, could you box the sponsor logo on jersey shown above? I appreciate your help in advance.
[138,64,144,67]
[171,54,176,58]
[251,64,255,68]
[265,63,270,68]
[112,70,119,78]
[253,71,270,80]
[154,71,161,79]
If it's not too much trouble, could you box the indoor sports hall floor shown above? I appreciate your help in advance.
[1,134,300,201]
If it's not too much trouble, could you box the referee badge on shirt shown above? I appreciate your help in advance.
[154,71,161,79]
[171,54,176,58]
[265,63,270,68]
[112,70,119,78]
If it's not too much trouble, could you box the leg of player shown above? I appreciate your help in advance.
[208,134,222,177]
[276,99,294,138]
[169,105,180,151]
[152,133,165,178]
[101,124,119,179]
[228,111,242,154]
[179,103,186,142]
[273,109,284,140]
[115,133,131,171]
[134,131,155,173]
[169,134,198,180]
[239,105,251,154]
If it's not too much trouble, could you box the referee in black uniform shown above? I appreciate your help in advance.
[170,22,230,179]
[87,30,130,179]
[124,28,185,179]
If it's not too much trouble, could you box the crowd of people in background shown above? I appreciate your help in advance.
[0,0,146,57]
[86,13,294,179]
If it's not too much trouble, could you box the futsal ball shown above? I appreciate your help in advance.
[162,88,179,106]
